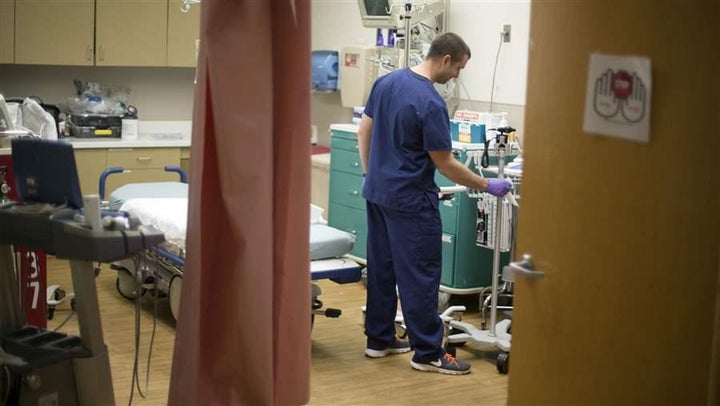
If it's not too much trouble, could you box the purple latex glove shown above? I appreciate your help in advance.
[486,178,512,197]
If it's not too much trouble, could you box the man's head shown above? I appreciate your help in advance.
[425,32,471,84]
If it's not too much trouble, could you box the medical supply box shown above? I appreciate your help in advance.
[450,110,486,144]
[66,114,122,138]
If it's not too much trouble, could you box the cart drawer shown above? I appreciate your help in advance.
[330,148,363,176]
[328,203,367,258]
[329,170,364,210]
[330,136,359,153]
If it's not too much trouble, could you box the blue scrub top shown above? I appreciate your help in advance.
[362,68,452,212]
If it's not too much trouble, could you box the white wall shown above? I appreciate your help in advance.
[310,0,531,145]
[0,1,530,142]
[311,0,530,105]
[0,65,196,120]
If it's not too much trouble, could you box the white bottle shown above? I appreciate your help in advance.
[122,106,139,140]
[121,117,138,140]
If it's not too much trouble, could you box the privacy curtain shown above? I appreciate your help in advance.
[168,1,311,404]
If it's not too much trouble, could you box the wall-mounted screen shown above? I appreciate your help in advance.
[358,0,397,28]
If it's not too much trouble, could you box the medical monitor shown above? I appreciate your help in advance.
[11,138,84,209]
[358,0,396,29]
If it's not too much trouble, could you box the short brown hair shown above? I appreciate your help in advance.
[426,32,471,63]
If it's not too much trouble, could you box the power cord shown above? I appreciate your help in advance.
[489,32,505,113]
[128,253,145,405]
[127,249,159,406]
[52,309,76,332]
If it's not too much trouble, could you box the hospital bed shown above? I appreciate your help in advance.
[98,166,363,323]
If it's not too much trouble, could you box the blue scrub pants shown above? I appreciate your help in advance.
[364,199,443,362]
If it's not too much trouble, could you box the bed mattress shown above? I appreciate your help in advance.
[109,182,189,210]
[118,195,355,260]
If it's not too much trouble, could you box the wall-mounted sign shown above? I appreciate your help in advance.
[583,53,652,143]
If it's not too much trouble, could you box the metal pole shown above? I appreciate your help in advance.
[489,136,507,336]
[403,2,412,68]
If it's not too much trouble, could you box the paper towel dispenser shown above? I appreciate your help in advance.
[311,50,339,91]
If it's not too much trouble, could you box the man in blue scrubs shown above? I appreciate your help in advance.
[358,32,513,375]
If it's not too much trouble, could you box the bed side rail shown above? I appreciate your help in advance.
[98,165,188,199]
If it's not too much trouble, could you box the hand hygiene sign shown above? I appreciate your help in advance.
[583,53,652,143]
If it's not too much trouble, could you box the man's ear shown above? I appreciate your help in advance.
[442,54,452,66]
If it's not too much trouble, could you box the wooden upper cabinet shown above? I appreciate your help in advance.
[95,0,168,66]
[15,0,95,66]
[11,0,197,67]
[0,0,14,63]
[167,0,201,67]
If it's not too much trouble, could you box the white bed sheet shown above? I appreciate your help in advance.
[120,198,355,260]
[120,198,188,251]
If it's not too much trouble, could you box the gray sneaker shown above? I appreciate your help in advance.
[410,353,471,375]
[365,337,411,358]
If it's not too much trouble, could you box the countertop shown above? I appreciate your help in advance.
[329,123,359,133]
[0,120,191,155]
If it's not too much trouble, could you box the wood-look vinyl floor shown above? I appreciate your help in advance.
[45,257,509,405]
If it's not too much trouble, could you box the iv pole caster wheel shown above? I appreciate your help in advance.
[497,351,510,374]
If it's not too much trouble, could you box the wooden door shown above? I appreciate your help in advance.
[508,2,718,405]
[96,0,168,66]
[15,0,94,66]
[167,0,200,67]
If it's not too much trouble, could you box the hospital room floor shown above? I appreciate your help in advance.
[45,257,509,405]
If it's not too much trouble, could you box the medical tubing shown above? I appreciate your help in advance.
[489,144,507,336]
[481,140,491,168]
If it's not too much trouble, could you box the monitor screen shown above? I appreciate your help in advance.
[358,0,396,28]
[364,0,389,16]
[11,138,84,209]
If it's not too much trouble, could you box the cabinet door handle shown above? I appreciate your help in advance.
[350,190,359,196]
[350,230,357,235]
[352,162,359,167]
[98,45,105,62]
[354,145,359,150]
[85,45,93,62]
[137,157,152,162]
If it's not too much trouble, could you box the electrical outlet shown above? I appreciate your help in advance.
[502,24,511,43]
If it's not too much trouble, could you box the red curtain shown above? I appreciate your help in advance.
[168,1,311,404]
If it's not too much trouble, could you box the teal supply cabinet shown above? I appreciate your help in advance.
[328,125,367,259]
[434,149,512,291]
[327,124,513,292]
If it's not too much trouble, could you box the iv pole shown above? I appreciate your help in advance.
[402,2,412,68]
